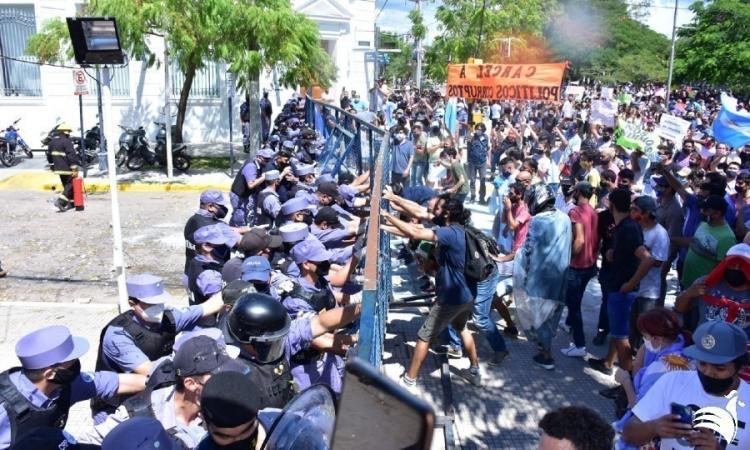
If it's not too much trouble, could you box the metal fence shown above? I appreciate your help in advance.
[172,60,221,98]
[0,5,42,97]
[304,97,391,367]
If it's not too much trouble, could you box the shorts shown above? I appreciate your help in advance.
[417,302,473,343]
[607,291,637,339]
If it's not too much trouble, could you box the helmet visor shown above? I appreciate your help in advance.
[251,337,287,363]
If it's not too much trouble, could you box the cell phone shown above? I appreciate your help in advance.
[332,357,435,450]
[670,402,693,425]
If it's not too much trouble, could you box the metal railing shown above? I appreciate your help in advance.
[304,97,391,367]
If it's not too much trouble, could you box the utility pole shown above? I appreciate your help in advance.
[414,0,423,89]
[164,37,173,178]
[665,0,679,105]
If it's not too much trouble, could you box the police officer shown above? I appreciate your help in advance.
[76,336,247,448]
[0,325,147,449]
[279,197,314,227]
[221,228,282,283]
[293,163,317,194]
[276,223,310,277]
[220,293,361,409]
[186,224,240,307]
[183,190,236,274]
[46,123,80,212]
[316,181,356,221]
[311,206,360,249]
[229,148,274,227]
[255,169,286,228]
[93,274,225,421]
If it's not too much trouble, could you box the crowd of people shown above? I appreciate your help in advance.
[3,79,750,449]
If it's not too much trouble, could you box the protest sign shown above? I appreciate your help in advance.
[657,114,691,146]
[616,122,659,158]
[601,87,614,100]
[446,63,566,101]
[590,100,617,127]
[565,85,585,100]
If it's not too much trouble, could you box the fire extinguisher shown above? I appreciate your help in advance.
[72,176,85,211]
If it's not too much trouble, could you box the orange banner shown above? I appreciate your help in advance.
[447,63,567,101]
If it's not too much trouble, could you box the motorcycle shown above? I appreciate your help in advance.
[0,119,34,167]
[42,124,99,167]
[119,123,191,172]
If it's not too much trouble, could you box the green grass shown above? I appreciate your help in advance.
[190,156,233,170]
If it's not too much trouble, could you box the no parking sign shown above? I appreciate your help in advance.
[73,69,89,96]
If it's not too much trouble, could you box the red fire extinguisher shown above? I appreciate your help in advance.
[72,177,85,211]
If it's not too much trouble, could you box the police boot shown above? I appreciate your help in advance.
[55,197,69,212]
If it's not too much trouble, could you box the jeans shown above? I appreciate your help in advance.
[467,162,487,201]
[565,266,598,348]
[490,152,503,175]
[597,267,612,333]
[472,268,508,353]
[607,291,637,339]
[410,161,428,187]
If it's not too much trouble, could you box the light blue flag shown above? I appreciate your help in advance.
[713,93,750,148]
[444,98,457,135]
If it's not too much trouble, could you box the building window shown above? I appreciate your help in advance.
[87,65,130,97]
[171,60,220,98]
[357,40,370,47]
[0,4,42,96]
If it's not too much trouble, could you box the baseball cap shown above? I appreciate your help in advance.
[173,336,247,377]
[201,371,262,428]
[699,195,728,213]
[279,222,309,244]
[194,224,241,246]
[238,228,283,255]
[222,280,256,305]
[241,256,272,282]
[683,321,748,364]
[257,148,276,159]
[264,170,281,182]
[317,181,340,198]
[173,327,225,352]
[200,190,228,207]
[126,274,173,304]
[102,417,182,450]
[291,237,332,265]
[633,196,658,214]
[572,181,594,198]
[314,206,341,228]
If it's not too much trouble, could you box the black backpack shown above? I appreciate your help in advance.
[464,225,500,282]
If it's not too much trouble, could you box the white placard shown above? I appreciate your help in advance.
[590,100,617,127]
[601,87,614,100]
[565,85,585,100]
[657,114,691,145]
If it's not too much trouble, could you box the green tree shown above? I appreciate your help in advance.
[546,0,669,83]
[674,0,750,93]
[424,0,557,82]
[27,0,334,148]
[381,32,414,83]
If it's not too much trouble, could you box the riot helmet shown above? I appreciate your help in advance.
[221,293,291,363]
[524,183,556,216]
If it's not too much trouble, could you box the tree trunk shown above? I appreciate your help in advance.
[175,64,196,144]
[247,69,261,155]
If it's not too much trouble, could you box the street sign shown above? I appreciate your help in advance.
[226,72,236,98]
[365,52,389,64]
[73,69,89,96]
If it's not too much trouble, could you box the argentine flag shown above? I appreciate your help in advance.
[713,93,750,148]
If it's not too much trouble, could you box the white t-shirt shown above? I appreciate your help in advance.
[631,371,750,450]
[638,223,669,299]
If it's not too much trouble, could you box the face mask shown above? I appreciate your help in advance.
[502,170,512,179]
[214,205,228,220]
[727,169,739,179]
[300,213,313,226]
[432,213,446,227]
[698,370,736,395]
[643,338,661,353]
[690,162,700,168]
[51,359,81,385]
[142,303,165,324]
[395,133,406,142]
[213,431,257,450]
[725,268,747,288]
[315,261,331,277]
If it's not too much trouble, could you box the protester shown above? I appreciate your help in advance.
[538,406,614,450]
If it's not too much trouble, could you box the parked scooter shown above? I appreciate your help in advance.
[152,121,191,171]
[119,123,191,172]
[0,119,34,167]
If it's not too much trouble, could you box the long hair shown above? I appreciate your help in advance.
[443,196,471,226]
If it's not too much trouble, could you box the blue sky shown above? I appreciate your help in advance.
[375,0,696,44]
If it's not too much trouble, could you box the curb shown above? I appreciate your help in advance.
[0,171,231,193]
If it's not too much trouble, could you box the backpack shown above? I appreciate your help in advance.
[464,225,500,282]
[468,135,488,165]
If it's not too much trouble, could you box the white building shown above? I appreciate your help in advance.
[0,0,375,148]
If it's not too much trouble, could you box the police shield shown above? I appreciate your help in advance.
[260,384,336,450]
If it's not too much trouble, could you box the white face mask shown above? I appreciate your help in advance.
[643,338,661,353]
[141,303,165,324]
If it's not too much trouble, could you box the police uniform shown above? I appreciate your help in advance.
[275,223,310,277]
[186,225,239,306]
[0,325,119,449]
[183,190,230,274]
[255,170,283,228]
[46,126,80,210]
[93,275,204,422]
[279,197,313,228]
[230,149,274,227]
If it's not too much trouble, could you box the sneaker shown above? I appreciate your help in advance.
[504,326,519,338]
[560,344,587,358]
[399,373,418,391]
[467,367,482,386]
[593,330,608,346]
[533,353,555,370]
[488,351,509,367]
[430,344,448,354]
[588,358,614,375]
[446,345,463,359]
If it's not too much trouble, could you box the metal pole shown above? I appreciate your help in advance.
[665,0,678,106]
[475,0,488,58]
[373,25,380,110]
[164,39,173,178]
[101,66,128,312]
[78,94,86,177]
[228,95,234,176]
[415,0,422,89]
[96,67,107,172]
